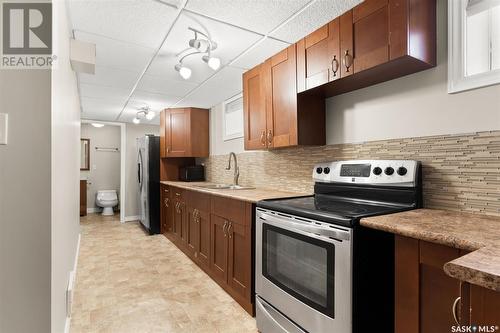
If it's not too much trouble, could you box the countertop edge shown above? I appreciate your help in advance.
[444,255,500,293]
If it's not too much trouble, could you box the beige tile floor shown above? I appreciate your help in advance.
[71,214,258,333]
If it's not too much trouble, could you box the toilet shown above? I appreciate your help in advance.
[96,190,119,216]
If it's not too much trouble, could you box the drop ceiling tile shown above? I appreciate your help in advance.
[130,90,182,111]
[185,0,311,35]
[270,0,363,43]
[175,66,244,108]
[79,66,140,90]
[68,0,179,48]
[74,31,155,72]
[137,74,198,96]
[80,97,124,121]
[231,37,289,69]
[146,11,261,83]
[81,110,121,122]
[79,83,131,101]
[120,102,161,125]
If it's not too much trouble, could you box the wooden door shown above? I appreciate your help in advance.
[167,108,189,157]
[340,10,354,77]
[197,209,211,271]
[296,20,341,92]
[469,284,500,327]
[352,0,390,73]
[161,186,172,234]
[186,207,199,258]
[210,214,228,285]
[160,110,167,158]
[172,198,185,243]
[80,180,87,216]
[227,221,251,303]
[265,45,298,148]
[243,64,267,150]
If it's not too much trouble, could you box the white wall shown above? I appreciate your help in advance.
[81,123,121,210]
[51,0,82,332]
[0,70,52,333]
[209,0,500,156]
[124,124,159,218]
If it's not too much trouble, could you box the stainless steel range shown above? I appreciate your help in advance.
[255,160,422,333]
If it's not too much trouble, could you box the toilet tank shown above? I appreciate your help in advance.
[96,190,118,201]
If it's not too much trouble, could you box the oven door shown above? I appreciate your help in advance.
[256,208,352,333]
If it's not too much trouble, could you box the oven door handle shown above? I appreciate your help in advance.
[258,212,351,241]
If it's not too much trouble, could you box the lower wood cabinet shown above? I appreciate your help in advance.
[395,236,500,333]
[160,185,172,233]
[161,186,254,315]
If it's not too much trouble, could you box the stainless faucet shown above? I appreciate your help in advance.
[226,152,239,186]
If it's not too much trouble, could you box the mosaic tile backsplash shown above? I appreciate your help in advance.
[200,131,500,217]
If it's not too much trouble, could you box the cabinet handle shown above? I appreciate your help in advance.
[452,296,461,325]
[175,192,181,197]
[267,130,273,145]
[223,221,228,237]
[164,198,169,208]
[228,222,233,238]
[343,50,353,72]
[331,55,339,77]
[260,130,266,146]
[166,147,170,153]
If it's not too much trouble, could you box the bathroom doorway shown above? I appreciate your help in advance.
[80,121,126,222]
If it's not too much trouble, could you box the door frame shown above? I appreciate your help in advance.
[81,119,127,223]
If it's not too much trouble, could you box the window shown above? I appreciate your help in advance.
[222,93,244,141]
[449,0,500,93]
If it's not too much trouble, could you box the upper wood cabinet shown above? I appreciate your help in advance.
[295,0,436,97]
[243,45,326,150]
[160,107,209,158]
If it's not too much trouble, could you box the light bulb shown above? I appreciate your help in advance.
[175,63,192,80]
[202,55,221,70]
[145,111,155,120]
[132,117,140,124]
[91,123,104,128]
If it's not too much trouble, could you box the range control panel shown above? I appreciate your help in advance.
[313,160,419,187]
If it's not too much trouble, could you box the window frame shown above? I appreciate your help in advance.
[222,93,244,142]
[448,0,500,93]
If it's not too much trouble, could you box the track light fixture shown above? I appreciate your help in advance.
[174,27,221,80]
[133,106,155,124]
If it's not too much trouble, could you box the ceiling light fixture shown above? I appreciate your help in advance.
[91,123,105,128]
[174,26,220,79]
[133,106,155,124]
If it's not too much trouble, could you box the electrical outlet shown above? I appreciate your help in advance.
[0,113,8,145]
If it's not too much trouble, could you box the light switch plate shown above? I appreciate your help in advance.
[0,113,7,145]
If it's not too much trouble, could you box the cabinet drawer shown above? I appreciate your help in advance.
[187,190,210,212]
[211,196,246,225]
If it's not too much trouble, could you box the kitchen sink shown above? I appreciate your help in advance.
[196,184,255,190]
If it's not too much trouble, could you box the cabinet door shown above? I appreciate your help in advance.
[197,209,211,271]
[160,110,167,158]
[167,108,190,157]
[161,186,172,234]
[227,222,251,302]
[340,10,354,77]
[297,20,341,92]
[352,0,390,73]
[265,45,298,148]
[173,198,185,244]
[469,284,500,327]
[210,214,228,285]
[243,65,267,150]
[186,207,199,258]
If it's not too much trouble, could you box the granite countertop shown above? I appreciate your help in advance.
[160,181,309,203]
[361,209,500,292]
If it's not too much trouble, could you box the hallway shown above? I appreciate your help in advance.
[71,214,258,333]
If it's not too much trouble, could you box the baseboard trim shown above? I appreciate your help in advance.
[64,233,81,333]
[86,207,100,214]
[124,215,140,222]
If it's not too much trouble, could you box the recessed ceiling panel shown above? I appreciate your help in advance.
[68,0,179,48]
[175,66,244,108]
[79,84,131,101]
[79,66,141,90]
[185,0,311,35]
[231,37,289,69]
[130,90,182,111]
[137,74,198,96]
[74,31,155,72]
[147,10,261,83]
[270,0,363,43]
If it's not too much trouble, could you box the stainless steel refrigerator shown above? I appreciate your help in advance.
[137,135,160,234]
